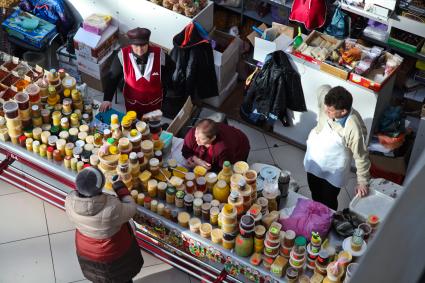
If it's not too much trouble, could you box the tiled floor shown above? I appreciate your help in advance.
[0,118,356,282]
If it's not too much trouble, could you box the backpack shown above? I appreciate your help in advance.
[325,5,348,39]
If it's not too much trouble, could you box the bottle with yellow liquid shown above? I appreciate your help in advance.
[213,180,230,203]
[218,161,233,184]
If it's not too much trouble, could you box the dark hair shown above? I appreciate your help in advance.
[195,119,218,139]
[324,86,353,111]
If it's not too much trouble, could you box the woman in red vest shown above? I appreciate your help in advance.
[100,28,164,117]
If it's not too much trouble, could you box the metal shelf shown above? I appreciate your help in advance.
[340,2,391,25]
[362,34,425,61]
[243,9,274,25]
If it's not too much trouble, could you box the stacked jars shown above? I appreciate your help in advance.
[307,232,322,270]
[129,152,141,190]
[264,222,281,260]
[235,215,255,257]
[128,129,142,152]
[254,225,266,253]
[221,204,237,250]
[289,236,307,271]
[3,101,21,144]
[227,191,243,218]
[280,229,296,258]
[244,169,258,203]
[15,92,31,128]
[71,89,83,111]
[117,154,132,189]
[141,140,154,160]
[236,179,252,212]
[25,83,41,106]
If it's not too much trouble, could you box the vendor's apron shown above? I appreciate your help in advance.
[122,46,162,116]
[303,116,352,188]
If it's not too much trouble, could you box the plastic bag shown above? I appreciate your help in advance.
[279,198,333,239]
[325,5,348,39]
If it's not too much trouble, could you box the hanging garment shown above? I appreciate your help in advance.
[289,0,327,30]
[240,51,307,127]
[170,22,218,99]
[304,115,353,189]
[122,46,163,116]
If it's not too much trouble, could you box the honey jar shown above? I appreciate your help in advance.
[166,187,176,204]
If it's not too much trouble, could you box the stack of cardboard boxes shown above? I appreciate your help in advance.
[73,18,119,92]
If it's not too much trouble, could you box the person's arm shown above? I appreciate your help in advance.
[100,50,124,111]
[113,180,137,224]
[182,128,196,159]
[346,118,371,195]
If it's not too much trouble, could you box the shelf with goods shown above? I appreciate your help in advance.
[215,0,292,26]
[361,34,425,61]
[339,1,425,38]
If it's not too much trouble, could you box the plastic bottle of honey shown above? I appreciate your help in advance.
[218,161,233,184]
[213,180,230,203]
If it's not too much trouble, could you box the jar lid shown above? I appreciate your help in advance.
[295,236,307,247]
[223,161,231,167]
[129,152,138,160]
[60,117,68,124]
[79,124,89,132]
[47,146,54,152]
[240,215,255,228]
[32,140,40,146]
[109,146,118,155]
[176,190,185,199]
[158,182,167,190]
[75,140,85,148]
[167,159,177,168]
[210,200,220,208]
[69,128,79,135]
[84,143,94,152]
[210,206,220,215]
[193,198,203,207]
[229,191,240,201]
[166,187,176,195]
[73,146,83,155]
[185,172,195,181]
[144,196,152,203]
[205,172,217,182]
[47,135,58,144]
[202,193,213,203]
[107,138,115,145]
[184,194,194,203]
[31,104,39,111]
[50,126,60,134]
[201,202,211,211]
[149,158,159,167]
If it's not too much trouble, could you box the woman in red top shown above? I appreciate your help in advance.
[182,119,250,172]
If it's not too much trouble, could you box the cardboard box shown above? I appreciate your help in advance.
[166,96,195,135]
[203,72,238,108]
[349,52,402,92]
[369,137,413,175]
[80,72,109,93]
[73,23,119,63]
[292,30,343,66]
[209,29,240,92]
[2,8,57,48]
[77,52,113,80]
[320,41,366,80]
[247,23,294,63]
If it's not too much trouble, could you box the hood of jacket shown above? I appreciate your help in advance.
[173,22,209,49]
[66,190,107,217]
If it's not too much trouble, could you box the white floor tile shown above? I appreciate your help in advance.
[228,119,268,150]
[297,186,312,199]
[49,231,85,283]
[44,202,75,234]
[0,236,55,283]
[134,263,190,283]
[247,149,275,166]
[264,134,289,148]
[0,192,48,244]
[269,145,308,187]
[141,250,165,267]
[0,179,22,196]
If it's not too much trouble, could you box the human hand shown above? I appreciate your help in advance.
[193,156,211,170]
[355,184,369,197]
[99,101,112,112]
[186,156,196,168]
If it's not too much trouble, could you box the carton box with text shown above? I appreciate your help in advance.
[73,22,119,63]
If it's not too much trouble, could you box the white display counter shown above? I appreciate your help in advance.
[67,0,214,50]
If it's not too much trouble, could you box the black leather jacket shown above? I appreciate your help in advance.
[170,23,218,99]
[243,51,307,126]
